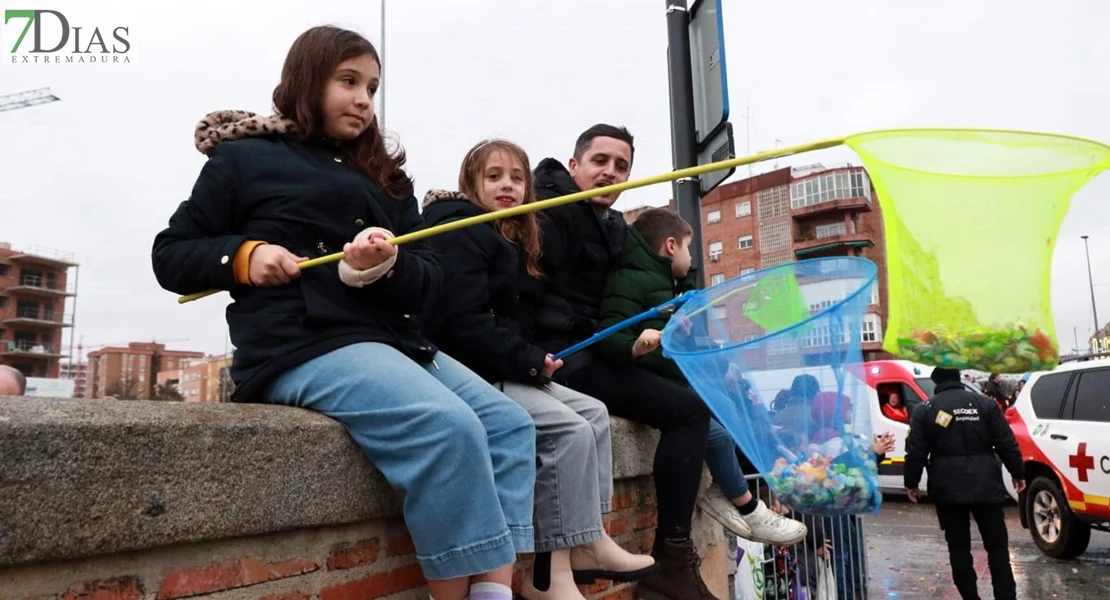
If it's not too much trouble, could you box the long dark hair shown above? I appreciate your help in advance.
[272,25,413,199]
[458,139,543,278]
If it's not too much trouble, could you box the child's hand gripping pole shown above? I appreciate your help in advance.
[551,291,697,361]
[175,136,847,304]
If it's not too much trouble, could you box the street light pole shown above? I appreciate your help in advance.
[665,0,704,288]
[1082,235,1100,337]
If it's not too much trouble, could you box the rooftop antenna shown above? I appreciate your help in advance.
[739,100,754,178]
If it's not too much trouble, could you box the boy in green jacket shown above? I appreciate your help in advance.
[595,207,805,545]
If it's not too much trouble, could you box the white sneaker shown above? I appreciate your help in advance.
[697,484,752,538]
[742,500,808,545]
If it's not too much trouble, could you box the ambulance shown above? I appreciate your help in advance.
[1005,355,1110,558]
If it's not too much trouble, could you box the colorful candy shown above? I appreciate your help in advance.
[894,322,1058,374]
[767,438,881,515]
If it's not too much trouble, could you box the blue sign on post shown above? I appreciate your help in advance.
[689,0,729,147]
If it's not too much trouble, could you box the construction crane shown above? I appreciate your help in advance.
[0,87,60,113]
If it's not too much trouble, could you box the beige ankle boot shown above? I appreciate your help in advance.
[569,531,658,584]
[519,550,588,600]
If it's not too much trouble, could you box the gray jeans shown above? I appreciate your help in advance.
[499,381,613,552]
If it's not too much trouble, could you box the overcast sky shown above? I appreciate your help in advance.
[2,0,1108,361]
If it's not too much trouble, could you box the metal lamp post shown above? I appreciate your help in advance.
[1082,235,1100,342]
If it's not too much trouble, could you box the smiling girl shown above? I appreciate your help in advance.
[151,27,536,600]
[421,140,657,599]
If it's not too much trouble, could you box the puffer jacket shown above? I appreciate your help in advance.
[151,110,441,401]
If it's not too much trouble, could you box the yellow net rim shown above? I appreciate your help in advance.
[845,127,1110,181]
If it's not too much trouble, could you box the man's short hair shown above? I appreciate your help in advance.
[633,207,693,251]
[0,365,27,395]
[573,124,635,162]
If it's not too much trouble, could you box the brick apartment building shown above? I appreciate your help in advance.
[626,163,891,365]
[0,243,77,378]
[155,352,235,403]
[86,342,205,400]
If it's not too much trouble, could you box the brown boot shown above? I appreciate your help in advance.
[635,537,719,600]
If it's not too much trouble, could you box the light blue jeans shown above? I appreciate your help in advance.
[706,418,750,499]
[266,342,536,580]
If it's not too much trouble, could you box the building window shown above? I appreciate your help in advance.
[870,282,880,305]
[707,209,721,224]
[708,241,723,261]
[710,273,725,286]
[735,201,751,218]
[815,222,846,239]
[738,235,753,250]
[862,313,882,343]
[740,267,755,276]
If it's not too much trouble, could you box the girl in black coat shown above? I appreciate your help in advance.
[150,26,535,600]
[420,140,656,599]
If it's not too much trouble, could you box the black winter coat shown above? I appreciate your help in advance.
[904,380,1025,503]
[419,191,549,386]
[151,132,441,402]
[526,158,627,369]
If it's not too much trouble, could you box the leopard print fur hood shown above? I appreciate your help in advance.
[194,110,298,156]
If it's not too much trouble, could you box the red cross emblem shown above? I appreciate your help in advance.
[1069,442,1095,483]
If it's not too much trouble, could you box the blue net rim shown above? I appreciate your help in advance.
[664,256,878,358]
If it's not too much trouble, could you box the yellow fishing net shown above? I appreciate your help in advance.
[844,129,1110,373]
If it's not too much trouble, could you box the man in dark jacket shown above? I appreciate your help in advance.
[524,124,718,600]
[983,373,1008,409]
[905,367,1025,600]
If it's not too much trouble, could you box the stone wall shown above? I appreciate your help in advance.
[0,397,730,600]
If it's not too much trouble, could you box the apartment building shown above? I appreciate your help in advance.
[0,243,77,378]
[86,342,205,400]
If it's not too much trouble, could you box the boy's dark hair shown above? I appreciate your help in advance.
[573,124,635,163]
[633,207,693,252]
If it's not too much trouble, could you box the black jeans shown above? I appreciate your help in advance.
[935,502,1016,600]
[559,358,710,539]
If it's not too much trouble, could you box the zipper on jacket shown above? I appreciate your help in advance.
[317,242,329,254]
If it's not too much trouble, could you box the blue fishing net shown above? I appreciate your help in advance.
[662,256,882,515]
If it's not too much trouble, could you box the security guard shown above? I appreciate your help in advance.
[904,367,1025,600]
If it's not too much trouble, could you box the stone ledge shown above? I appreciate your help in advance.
[0,396,659,568]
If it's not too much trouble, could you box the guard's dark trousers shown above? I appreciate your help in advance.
[935,503,1016,600]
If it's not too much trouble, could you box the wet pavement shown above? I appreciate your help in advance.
[865,497,1110,599]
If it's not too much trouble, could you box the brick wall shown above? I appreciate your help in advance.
[0,478,665,600]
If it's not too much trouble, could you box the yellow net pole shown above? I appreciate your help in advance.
[176,136,846,304]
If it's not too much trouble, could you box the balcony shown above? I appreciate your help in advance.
[0,339,65,359]
[8,245,78,269]
[2,306,72,328]
[790,168,873,218]
[5,274,76,298]
[791,195,872,219]
[793,230,875,257]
